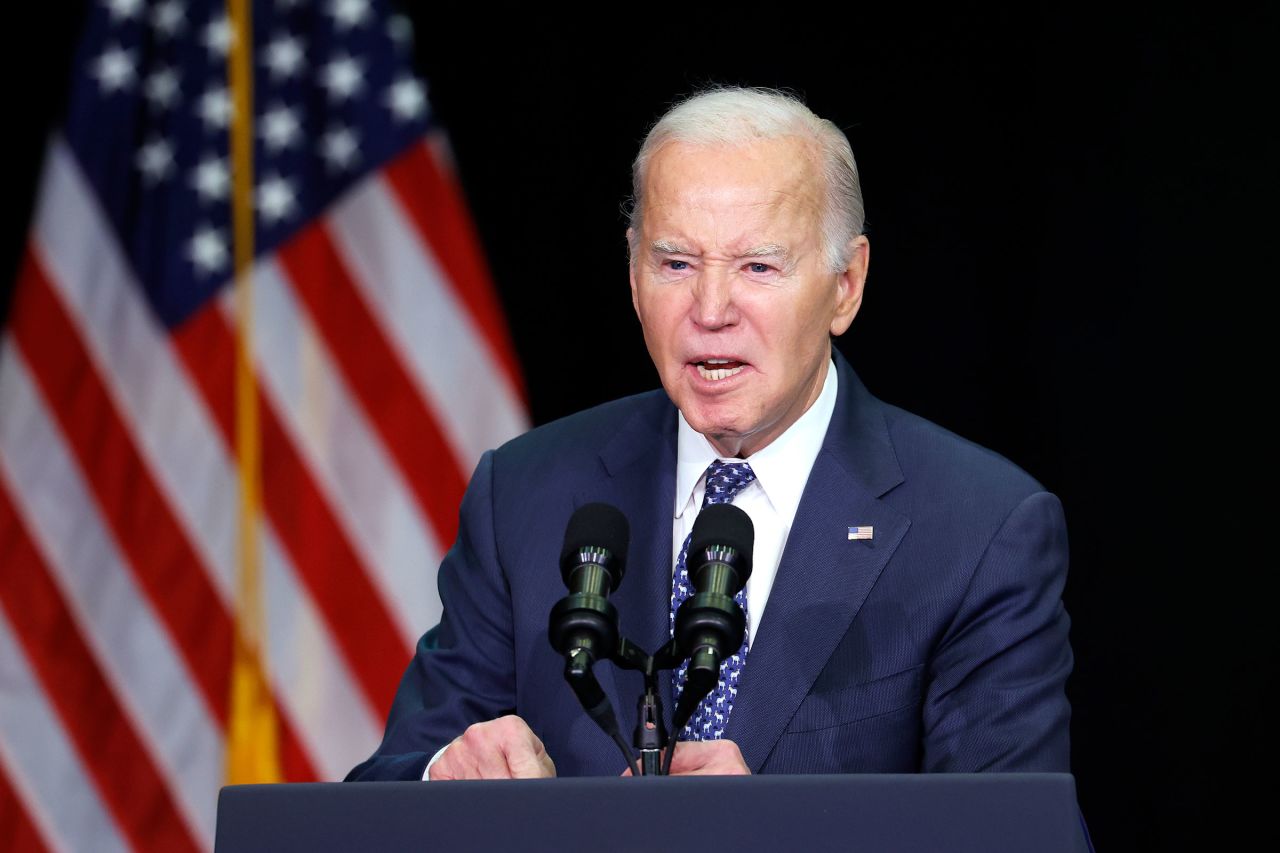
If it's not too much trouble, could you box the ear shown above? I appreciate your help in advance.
[830,235,869,337]
[627,227,642,318]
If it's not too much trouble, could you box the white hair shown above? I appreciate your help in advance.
[627,86,865,272]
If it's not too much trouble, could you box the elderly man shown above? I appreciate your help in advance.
[348,87,1072,781]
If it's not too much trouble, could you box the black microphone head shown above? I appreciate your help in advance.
[689,503,754,583]
[560,502,629,587]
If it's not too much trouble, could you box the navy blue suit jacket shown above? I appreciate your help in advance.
[348,352,1072,780]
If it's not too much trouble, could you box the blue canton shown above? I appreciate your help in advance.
[66,0,433,328]
[671,460,756,741]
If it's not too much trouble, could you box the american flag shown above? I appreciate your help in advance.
[0,1,527,850]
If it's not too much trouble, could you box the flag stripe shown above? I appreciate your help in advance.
[328,170,529,478]
[30,140,238,602]
[256,367,408,713]
[385,140,526,402]
[10,245,324,794]
[0,761,49,853]
[0,604,127,853]
[0,342,220,845]
[172,303,408,714]
[260,523,386,781]
[0,487,200,853]
[279,722,321,785]
[237,259,443,645]
[277,224,464,555]
[8,254,231,724]
[26,142,358,785]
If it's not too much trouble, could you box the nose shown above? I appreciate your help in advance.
[690,265,737,330]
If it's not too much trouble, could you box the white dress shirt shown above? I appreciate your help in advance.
[672,359,838,648]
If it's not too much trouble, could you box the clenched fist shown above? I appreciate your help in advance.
[429,715,556,780]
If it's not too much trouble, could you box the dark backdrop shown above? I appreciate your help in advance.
[4,5,1273,850]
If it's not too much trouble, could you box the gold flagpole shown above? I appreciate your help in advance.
[225,0,282,785]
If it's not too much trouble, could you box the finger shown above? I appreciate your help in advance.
[429,738,473,780]
[475,737,515,779]
[668,741,749,776]
[459,724,516,779]
[503,731,554,779]
[538,749,557,778]
[666,741,708,772]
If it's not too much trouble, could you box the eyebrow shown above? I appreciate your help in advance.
[739,244,790,262]
[650,239,695,256]
[649,241,791,262]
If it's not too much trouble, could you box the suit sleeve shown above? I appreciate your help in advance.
[345,450,517,781]
[922,490,1073,772]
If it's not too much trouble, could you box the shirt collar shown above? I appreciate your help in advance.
[674,358,839,519]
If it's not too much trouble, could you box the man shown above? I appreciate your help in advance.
[348,87,1072,781]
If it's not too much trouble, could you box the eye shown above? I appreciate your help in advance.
[746,262,772,274]
[665,259,690,271]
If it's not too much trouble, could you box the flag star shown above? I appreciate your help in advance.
[321,126,360,171]
[105,0,144,21]
[191,155,230,202]
[387,14,413,47]
[259,104,301,151]
[203,15,234,57]
[136,138,174,183]
[188,225,228,275]
[385,77,427,122]
[150,0,184,36]
[321,55,364,101]
[263,33,304,79]
[92,45,136,93]
[198,87,233,129]
[256,174,297,224]
[144,68,179,109]
[327,0,371,29]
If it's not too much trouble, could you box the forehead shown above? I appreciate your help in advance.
[641,137,824,247]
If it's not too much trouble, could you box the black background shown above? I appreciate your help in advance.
[3,5,1274,850]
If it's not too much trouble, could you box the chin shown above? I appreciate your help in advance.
[682,406,747,442]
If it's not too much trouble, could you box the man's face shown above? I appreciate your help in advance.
[629,136,868,458]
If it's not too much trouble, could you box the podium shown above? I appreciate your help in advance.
[216,773,1090,852]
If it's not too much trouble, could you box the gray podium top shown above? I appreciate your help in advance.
[217,773,1089,853]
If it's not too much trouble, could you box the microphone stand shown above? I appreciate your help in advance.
[606,637,718,776]
[612,640,663,775]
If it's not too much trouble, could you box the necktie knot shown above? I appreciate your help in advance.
[702,460,756,507]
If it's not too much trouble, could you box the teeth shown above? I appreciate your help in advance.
[696,363,745,381]
[705,358,731,365]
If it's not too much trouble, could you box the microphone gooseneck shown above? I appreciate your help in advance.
[666,503,755,773]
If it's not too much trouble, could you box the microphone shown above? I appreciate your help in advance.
[673,503,754,710]
[548,502,628,668]
[547,503,635,772]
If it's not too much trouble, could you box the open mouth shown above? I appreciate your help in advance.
[694,358,746,381]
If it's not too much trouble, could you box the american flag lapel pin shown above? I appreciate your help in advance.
[848,526,874,541]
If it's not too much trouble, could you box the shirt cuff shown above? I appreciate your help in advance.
[422,742,451,780]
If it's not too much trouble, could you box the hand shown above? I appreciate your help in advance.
[622,739,751,777]
[429,715,556,780]
[668,739,750,775]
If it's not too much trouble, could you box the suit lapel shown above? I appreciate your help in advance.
[725,354,912,772]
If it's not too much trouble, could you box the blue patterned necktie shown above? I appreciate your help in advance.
[671,460,757,740]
